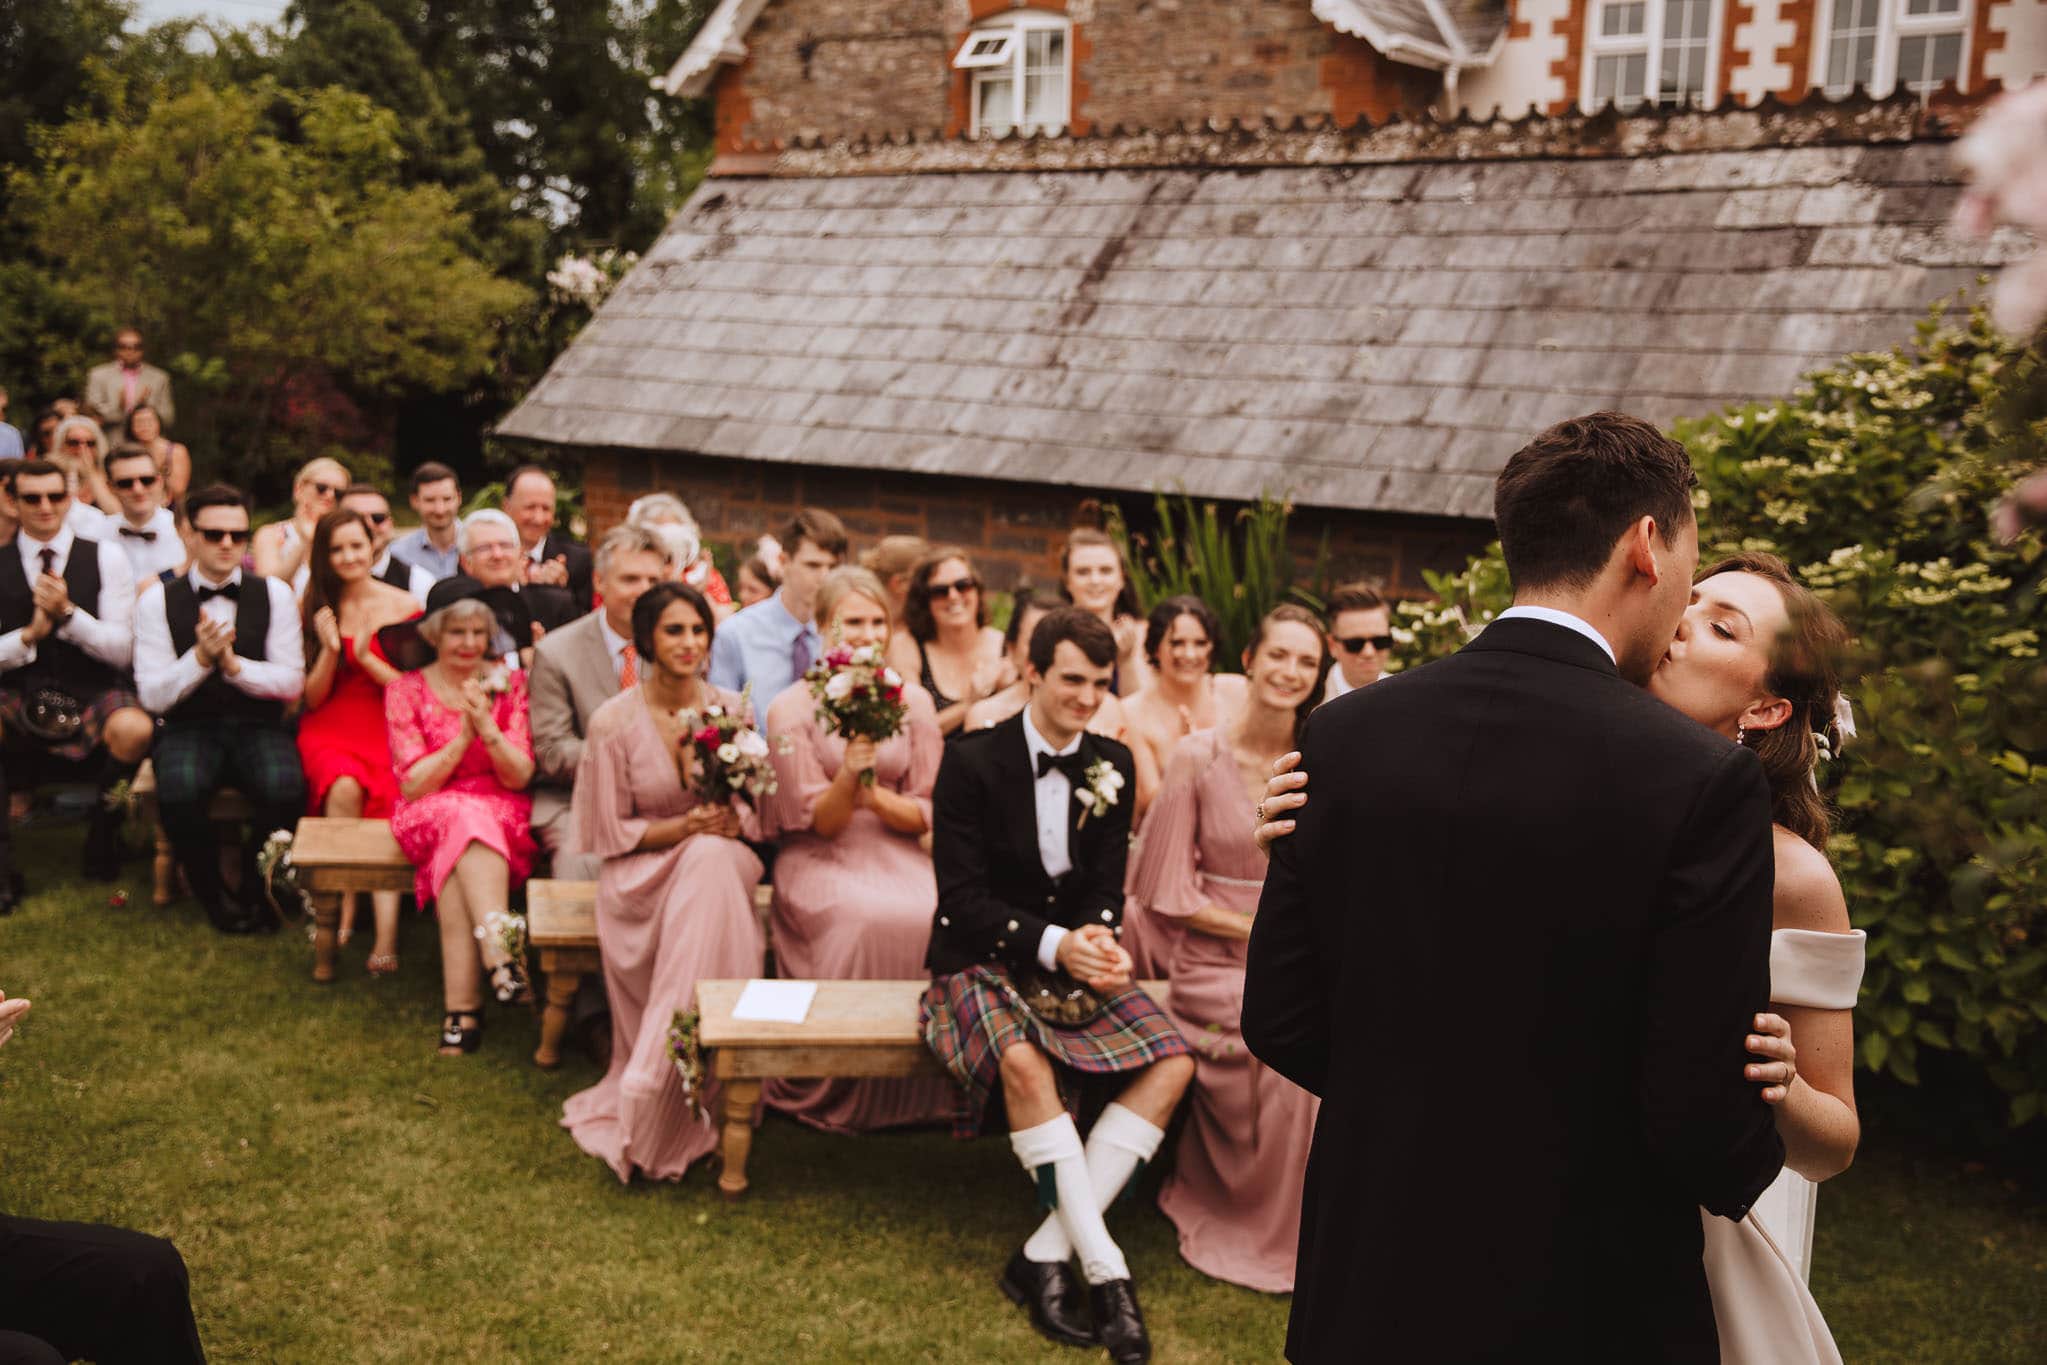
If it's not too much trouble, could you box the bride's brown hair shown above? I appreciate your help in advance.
[1699,552,1851,851]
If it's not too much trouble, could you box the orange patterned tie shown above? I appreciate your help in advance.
[619,644,638,690]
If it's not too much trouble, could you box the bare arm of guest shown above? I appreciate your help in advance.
[303,609,343,710]
[1185,905,1254,941]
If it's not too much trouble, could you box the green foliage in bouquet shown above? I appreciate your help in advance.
[1107,492,1327,664]
[1399,303,2047,1125]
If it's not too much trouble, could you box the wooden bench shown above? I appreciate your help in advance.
[291,817,413,982]
[129,761,252,907]
[697,977,1170,1200]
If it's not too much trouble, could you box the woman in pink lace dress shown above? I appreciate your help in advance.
[760,567,954,1133]
[1126,605,1329,1292]
[562,582,766,1182]
[385,596,536,1056]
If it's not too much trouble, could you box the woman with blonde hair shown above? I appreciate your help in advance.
[254,456,350,594]
[1059,526,1148,697]
[860,534,928,633]
[50,416,117,520]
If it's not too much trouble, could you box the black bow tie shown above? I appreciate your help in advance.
[119,526,157,542]
[197,582,239,603]
[1036,749,1088,783]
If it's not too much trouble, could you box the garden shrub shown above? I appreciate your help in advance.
[1108,492,1326,663]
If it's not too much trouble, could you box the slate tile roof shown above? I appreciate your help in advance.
[497,135,2024,522]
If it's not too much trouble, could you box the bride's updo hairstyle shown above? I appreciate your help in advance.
[1246,603,1331,747]
[1704,552,1851,851]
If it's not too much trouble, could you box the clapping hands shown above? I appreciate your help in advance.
[457,678,498,735]
[525,555,570,588]
[313,606,343,657]
[195,615,237,670]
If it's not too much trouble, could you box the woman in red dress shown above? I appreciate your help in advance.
[298,509,420,974]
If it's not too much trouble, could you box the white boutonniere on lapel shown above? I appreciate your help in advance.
[1074,758,1124,829]
[479,662,513,696]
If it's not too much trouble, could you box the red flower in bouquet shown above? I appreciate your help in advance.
[807,643,909,786]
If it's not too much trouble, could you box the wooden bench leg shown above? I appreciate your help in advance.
[534,964,581,1069]
[717,1078,763,1201]
[311,891,342,983]
[152,825,176,908]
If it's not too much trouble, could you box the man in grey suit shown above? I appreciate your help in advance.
[528,524,671,877]
[83,329,175,433]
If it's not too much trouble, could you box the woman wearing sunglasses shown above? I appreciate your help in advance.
[121,405,189,511]
[1322,582,1396,702]
[48,416,118,521]
[888,545,1008,739]
[252,457,350,595]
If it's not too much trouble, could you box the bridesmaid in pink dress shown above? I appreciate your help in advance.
[385,596,537,1055]
[759,567,954,1133]
[562,582,766,1182]
[1126,605,1329,1292]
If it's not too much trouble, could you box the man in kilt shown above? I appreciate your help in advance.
[922,607,1193,1365]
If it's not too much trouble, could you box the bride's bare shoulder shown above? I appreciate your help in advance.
[1771,826,1850,933]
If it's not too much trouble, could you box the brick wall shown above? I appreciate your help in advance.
[586,450,1487,597]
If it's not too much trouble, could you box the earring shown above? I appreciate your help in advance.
[1736,724,1748,745]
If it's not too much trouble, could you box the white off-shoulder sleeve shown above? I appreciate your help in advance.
[1768,928,1866,1010]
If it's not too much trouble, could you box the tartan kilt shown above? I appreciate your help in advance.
[922,965,1191,1139]
[0,684,144,767]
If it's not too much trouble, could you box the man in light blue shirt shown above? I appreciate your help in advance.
[0,385,23,460]
[707,507,847,701]
[389,461,463,581]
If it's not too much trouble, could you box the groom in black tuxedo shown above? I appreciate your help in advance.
[1245,413,1785,1363]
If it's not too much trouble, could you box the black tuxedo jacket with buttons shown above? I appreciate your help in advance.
[1244,617,1786,1365]
[924,712,1136,978]
[538,532,594,613]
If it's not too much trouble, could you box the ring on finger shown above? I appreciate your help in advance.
[1255,802,1267,824]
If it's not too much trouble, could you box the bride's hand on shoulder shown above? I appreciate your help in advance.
[1254,751,1308,854]
[1746,1012,1797,1104]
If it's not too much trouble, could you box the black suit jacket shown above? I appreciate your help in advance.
[1243,618,1784,1364]
[924,713,1136,977]
[423,575,581,640]
[537,532,593,613]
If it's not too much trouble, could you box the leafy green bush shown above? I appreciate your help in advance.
[1108,492,1326,663]
[1399,304,2047,1125]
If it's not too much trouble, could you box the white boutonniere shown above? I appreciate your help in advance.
[1074,758,1125,828]
[479,662,512,696]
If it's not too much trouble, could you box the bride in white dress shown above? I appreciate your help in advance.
[1256,551,1864,1364]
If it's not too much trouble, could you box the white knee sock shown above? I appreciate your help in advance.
[1010,1113,1130,1285]
[1020,1103,1166,1277]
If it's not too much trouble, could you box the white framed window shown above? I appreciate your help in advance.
[1583,0,1719,111]
[954,11,1071,138]
[1818,0,1969,96]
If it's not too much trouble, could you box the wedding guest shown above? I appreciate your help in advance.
[561,581,766,1180]
[31,408,64,459]
[962,590,1133,743]
[760,567,952,1132]
[340,484,435,606]
[101,445,184,583]
[504,465,593,610]
[424,509,579,667]
[708,506,845,700]
[251,456,349,594]
[922,606,1192,1363]
[888,545,1007,738]
[624,493,731,611]
[859,534,928,634]
[385,593,537,1054]
[299,508,419,974]
[1322,582,1394,702]
[1126,604,1328,1293]
[134,483,306,935]
[734,540,780,609]
[0,460,149,905]
[121,405,188,510]
[391,462,463,581]
[51,417,116,518]
[530,524,671,878]
[0,386,22,460]
[1123,596,1246,819]
[83,327,175,432]
[1059,526,1148,696]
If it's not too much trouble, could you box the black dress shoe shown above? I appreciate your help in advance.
[1087,1279,1151,1364]
[202,897,266,935]
[999,1251,1097,1349]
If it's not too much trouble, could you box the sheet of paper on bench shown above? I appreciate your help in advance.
[731,979,817,1024]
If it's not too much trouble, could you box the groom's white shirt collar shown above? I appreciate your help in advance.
[1495,605,1617,665]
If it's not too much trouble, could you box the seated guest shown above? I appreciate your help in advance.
[1322,581,1394,702]
[0,460,149,906]
[134,483,306,934]
[887,545,1008,739]
[340,484,435,606]
[391,462,463,581]
[504,464,594,611]
[101,444,184,584]
[859,533,927,635]
[1125,604,1328,1293]
[424,509,580,667]
[299,508,420,973]
[121,405,188,510]
[624,493,731,612]
[707,507,845,700]
[1123,596,1247,820]
[251,456,349,595]
[530,524,671,877]
[1060,526,1149,697]
[561,582,765,1181]
[963,590,1132,743]
[50,417,117,522]
[921,607,1193,1362]
[385,593,537,1054]
[0,385,20,460]
[759,567,952,1132]
[734,538,780,610]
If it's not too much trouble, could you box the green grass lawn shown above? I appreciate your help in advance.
[1,819,2041,1362]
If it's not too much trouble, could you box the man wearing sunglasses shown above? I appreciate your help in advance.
[103,445,184,583]
[0,460,151,910]
[1322,582,1395,703]
[341,484,434,607]
[83,326,176,432]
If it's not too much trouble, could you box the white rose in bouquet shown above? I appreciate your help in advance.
[824,671,856,702]
[734,728,770,759]
[716,742,740,765]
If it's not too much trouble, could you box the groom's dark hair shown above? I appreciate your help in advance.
[1493,412,1696,591]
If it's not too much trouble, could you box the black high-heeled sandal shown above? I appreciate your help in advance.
[439,1013,483,1055]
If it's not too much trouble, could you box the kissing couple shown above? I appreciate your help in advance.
[1246,413,1864,1363]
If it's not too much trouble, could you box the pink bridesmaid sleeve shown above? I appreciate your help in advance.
[760,686,830,839]
[1128,732,1211,921]
[575,714,651,859]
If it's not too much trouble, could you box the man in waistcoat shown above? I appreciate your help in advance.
[133,484,306,934]
[0,460,153,910]
[341,483,434,606]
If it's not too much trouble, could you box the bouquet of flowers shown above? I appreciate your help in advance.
[675,695,778,807]
[475,909,531,1003]
[255,828,310,929]
[806,644,908,786]
[666,1008,707,1121]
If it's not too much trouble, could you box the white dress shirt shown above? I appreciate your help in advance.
[1494,605,1617,664]
[1021,707,1083,972]
[109,506,184,582]
[0,524,136,673]
[373,552,436,608]
[134,569,306,715]
[599,615,635,685]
